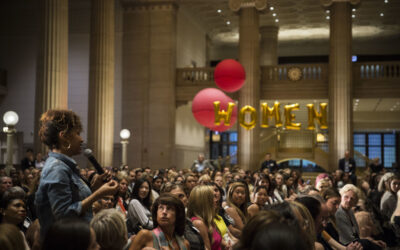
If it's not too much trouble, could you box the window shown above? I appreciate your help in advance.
[209,130,238,166]
[353,133,397,168]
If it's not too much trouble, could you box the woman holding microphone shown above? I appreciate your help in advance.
[35,110,118,238]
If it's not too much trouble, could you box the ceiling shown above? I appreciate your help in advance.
[180,0,400,45]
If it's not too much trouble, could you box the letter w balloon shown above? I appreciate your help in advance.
[191,88,237,132]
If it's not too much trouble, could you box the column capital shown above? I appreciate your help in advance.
[229,0,268,12]
[121,0,178,12]
[321,0,361,8]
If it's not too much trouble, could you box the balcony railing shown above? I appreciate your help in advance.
[354,61,400,80]
[262,64,328,82]
[176,67,214,85]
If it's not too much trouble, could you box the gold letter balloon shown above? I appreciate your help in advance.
[239,105,257,130]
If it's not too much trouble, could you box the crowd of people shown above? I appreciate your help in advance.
[0,109,400,250]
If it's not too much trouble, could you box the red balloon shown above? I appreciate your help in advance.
[192,88,237,130]
[214,59,246,93]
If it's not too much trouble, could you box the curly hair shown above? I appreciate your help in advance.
[38,110,82,150]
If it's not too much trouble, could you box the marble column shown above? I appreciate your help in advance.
[260,26,279,66]
[323,0,360,171]
[122,0,177,169]
[87,0,115,167]
[230,0,267,170]
[34,0,69,153]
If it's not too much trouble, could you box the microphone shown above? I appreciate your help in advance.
[83,148,105,175]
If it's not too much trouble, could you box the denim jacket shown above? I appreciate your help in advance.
[35,152,92,237]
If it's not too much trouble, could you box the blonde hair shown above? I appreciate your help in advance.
[90,209,128,250]
[198,174,211,185]
[116,171,129,182]
[227,182,249,224]
[340,184,361,203]
[187,185,215,236]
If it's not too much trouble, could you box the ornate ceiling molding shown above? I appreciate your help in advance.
[229,0,268,12]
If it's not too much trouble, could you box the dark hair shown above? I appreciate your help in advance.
[152,194,186,236]
[41,218,91,250]
[254,185,268,196]
[251,222,311,250]
[235,210,282,250]
[255,173,274,195]
[295,196,321,221]
[0,186,26,210]
[266,201,301,230]
[38,110,83,150]
[130,178,152,210]
[321,188,341,201]
[152,176,163,183]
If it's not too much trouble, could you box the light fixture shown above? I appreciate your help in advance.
[120,129,131,140]
[272,13,277,17]
[3,111,19,126]
[217,9,221,13]
[380,13,384,17]
[384,0,388,3]
[270,6,274,11]
[352,14,356,18]
[275,19,279,22]
[352,8,356,12]
[326,10,330,14]
[326,16,330,20]
[226,21,231,25]
[3,111,19,175]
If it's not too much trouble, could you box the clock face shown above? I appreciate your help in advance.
[287,67,303,81]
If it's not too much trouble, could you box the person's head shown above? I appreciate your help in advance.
[344,150,350,159]
[354,211,374,238]
[0,176,12,194]
[198,174,211,185]
[39,110,83,156]
[90,209,127,250]
[42,218,99,250]
[208,182,224,210]
[251,221,311,250]
[184,174,196,192]
[214,175,224,188]
[134,169,143,181]
[265,153,271,161]
[162,183,188,208]
[152,176,163,192]
[36,152,43,161]
[253,185,269,206]
[340,184,360,210]
[227,182,249,222]
[116,172,129,196]
[98,195,115,211]
[0,223,26,250]
[131,178,152,209]
[316,178,331,192]
[152,194,186,236]
[388,173,400,194]
[296,196,323,234]
[187,185,215,234]
[128,170,136,184]
[255,173,271,191]
[274,172,284,187]
[0,186,26,225]
[197,153,205,163]
[321,188,341,216]
[26,148,34,160]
